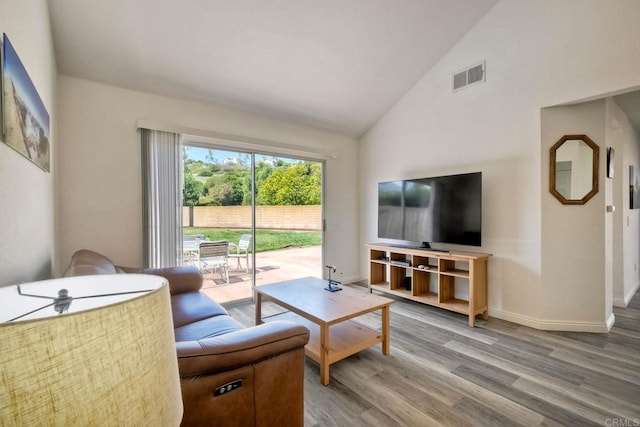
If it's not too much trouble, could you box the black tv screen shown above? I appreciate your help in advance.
[378,172,482,247]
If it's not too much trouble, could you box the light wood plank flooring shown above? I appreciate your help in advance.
[227,286,640,426]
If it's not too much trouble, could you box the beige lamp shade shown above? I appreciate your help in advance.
[0,274,183,426]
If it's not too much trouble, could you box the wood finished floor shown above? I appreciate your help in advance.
[227,286,640,426]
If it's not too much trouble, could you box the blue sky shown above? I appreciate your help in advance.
[2,33,50,135]
[184,146,298,165]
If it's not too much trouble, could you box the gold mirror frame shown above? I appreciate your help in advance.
[549,134,599,205]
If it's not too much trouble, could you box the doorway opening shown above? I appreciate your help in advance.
[182,145,324,304]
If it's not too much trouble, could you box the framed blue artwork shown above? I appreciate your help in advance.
[1,33,50,172]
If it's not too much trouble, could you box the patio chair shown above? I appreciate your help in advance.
[198,240,229,283]
[228,234,252,272]
[184,234,205,242]
[182,234,205,266]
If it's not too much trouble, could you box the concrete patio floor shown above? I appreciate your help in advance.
[199,245,322,304]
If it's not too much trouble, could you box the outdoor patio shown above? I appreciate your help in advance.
[197,245,322,304]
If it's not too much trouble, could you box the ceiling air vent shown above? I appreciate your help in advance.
[452,61,485,92]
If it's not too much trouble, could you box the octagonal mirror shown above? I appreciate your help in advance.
[550,134,599,204]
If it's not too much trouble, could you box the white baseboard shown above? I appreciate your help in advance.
[341,275,365,285]
[613,281,640,308]
[353,276,619,333]
[613,297,626,307]
[606,312,616,331]
[490,308,613,333]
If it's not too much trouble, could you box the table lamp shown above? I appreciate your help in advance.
[0,274,183,426]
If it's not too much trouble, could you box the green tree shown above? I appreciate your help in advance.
[206,182,238,205]
[203,170,247,205]
[242,162,275,205]
[183,171,204,206]
[257,162,321,205]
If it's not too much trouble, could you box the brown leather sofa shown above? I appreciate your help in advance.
[63,249,310,426]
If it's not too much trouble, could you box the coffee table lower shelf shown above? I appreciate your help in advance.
[263,311,383,370]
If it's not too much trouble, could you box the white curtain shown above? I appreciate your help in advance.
[141,129,182,268]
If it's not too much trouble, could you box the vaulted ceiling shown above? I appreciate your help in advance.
[47,0,498,137]
[615,91,640,133]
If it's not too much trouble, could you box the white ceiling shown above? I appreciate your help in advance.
[614,91,640,133]
[47,0,498,137]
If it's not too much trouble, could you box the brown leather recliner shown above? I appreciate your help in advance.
[64,249,310,426]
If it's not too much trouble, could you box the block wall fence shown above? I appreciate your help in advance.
[182,205,322,231]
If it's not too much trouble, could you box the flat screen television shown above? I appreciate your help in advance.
[378,172,482,247]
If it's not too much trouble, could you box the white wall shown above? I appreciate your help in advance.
[609,97,640,306]
[0,0,57,286]
[56,76,359,279]
[541,100,610,330]
[358,0,640,330]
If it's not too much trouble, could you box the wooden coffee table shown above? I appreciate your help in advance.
[255,276,394,385]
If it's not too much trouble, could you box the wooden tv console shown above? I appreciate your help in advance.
[367,244,491,327]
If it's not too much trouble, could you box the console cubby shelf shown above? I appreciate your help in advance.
[367,244,491,327]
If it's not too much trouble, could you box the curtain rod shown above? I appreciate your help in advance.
[136,119,338,160]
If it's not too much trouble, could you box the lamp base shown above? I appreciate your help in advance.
[324,280,342,292]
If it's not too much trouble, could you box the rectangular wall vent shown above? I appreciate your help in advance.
[452,61,485,92]
[453,71,467,90]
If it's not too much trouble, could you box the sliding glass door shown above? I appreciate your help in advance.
[182,145,323,304]
[253,155,323,287]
